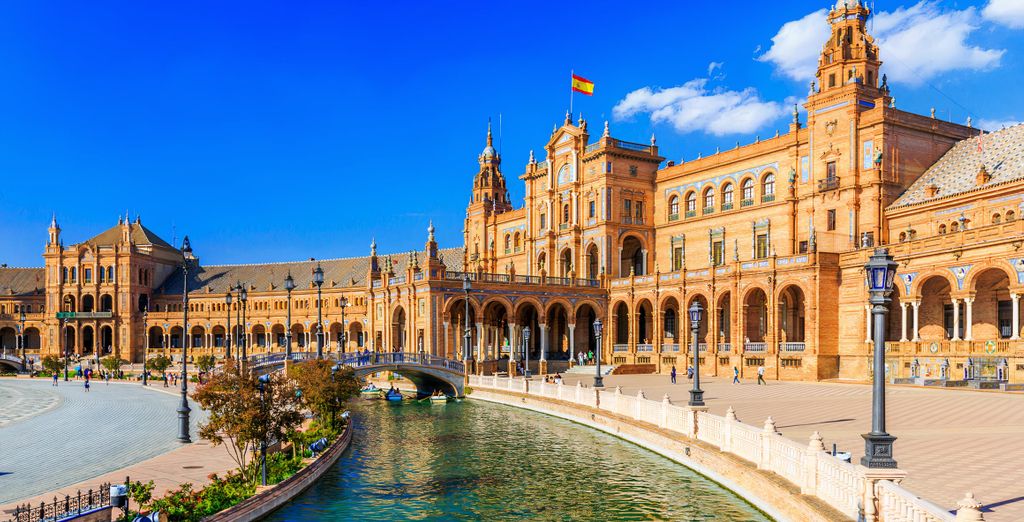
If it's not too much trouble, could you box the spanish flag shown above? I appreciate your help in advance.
[571,74,594,96]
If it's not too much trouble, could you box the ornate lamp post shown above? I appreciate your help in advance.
[593,318,604,388]
[463,274,472,366]
[177,242,192,444]
[225,292,232,359]
[688,301,705,407]
[338,296,349,357]
[313,263,324,359]
[522,326,531,378]
[257,373,271,486]
[142,306,149,386]
[62,317,69,382]
[284,272,295,359]
[18,310,26,370]
[240,285,248,361]
[862,248,899,468]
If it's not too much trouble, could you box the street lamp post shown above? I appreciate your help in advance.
[142,307,149,386]
[257,373,271,486]
[688,301,705,407]
[18,310,26,371]
[313,263,324,359]
[225,292,232,359]
[240,286,248,362]
[177,245,192,444]
[522,326,531,378]
[339,296,348,357]
[62,318,68,382]
[463,274,472,369]
[593,318,604,388]
[284,272,295,360]
[861,248,899,469]
[233,283,241,359]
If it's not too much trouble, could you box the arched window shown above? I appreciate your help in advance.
[107,266,114,282]
[722,183,734,209]
[504,234,511,252]
[899,232,907,242]
[762,173,775,201]
[938,224,947,235]
[669,195,679,217]
[513,232,521,251]
[685,192,697,214]
[993,213,1002,224]
[1007,210,1017,222]
[741,178,754,202]
[702,187,714,210]
[950,221,959,232]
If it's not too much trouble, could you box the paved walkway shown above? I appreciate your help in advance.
[558,373,1024,522]
[0,378,234,511]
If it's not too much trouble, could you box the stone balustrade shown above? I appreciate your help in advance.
[468,375,984,522]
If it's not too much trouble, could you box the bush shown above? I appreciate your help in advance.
[101,356,127,373]
[41,354,62,375]
[145,473,254,522]
[146,355,172,373]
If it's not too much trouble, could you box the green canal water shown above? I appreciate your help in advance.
[265,399,772,521]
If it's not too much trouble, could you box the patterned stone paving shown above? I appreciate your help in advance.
[0,383,61,427]
[560,373,1024,522]
[0,379,210,506]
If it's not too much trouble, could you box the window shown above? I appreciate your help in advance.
[672,246,683,271]
[712,241,725,266]
[827,209,836,231]
[669,196,680,218]
[504,234,511,253]
[540,213,546,229]
[829,73,836,88]
[999,300,1013,338]
[514,233,521,251]
[722,183,734,209]
[938,224,946,235]
[826,161,837,180]
[605,162,612,173]
[635,201,643,223]
[84,268,92,283]
[1008,211,1017,222]
[703,188,714,210]
[629,165,638,177]
[62,267,67,284]
[562,204,570,223]
[755,234,769,259]
[588,200,595,219]
[623,200,632,223]
[993,213,1002,224]
[798,241,808,253]
[70,267,77,282]
[685,192,697,215]
[762,174,775,202]
[741,178,754,203]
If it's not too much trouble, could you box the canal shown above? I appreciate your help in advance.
[266,399,772,521]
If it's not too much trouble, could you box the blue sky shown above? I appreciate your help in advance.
[1,0,1021,267]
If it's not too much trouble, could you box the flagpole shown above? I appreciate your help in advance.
[569,69,574,120]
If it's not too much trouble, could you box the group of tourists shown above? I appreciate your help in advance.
[575,351,596,366]
[668,364,767,385]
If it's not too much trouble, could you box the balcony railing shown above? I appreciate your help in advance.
[744,342,766,352]
[761,193,775,203]
[559,223,570,230]
[703,207,714,215]
[719,343,732,352]
[441,271,599,288]
[622,216,633,225]
[613,344,629,352]
[663,343,680,352]
[818,176,839,192]
[668,213,679,222]
[698,343,708,352]
[637,344,654,352]
[740,199,754,207]
[685,210,697,218]
[781,342,805,352]
[722,202,734,211]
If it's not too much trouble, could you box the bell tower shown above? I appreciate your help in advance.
[470,121,512,213]
[815,0,883,94]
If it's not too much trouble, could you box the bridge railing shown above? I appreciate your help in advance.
[468,376,975,522]
[338,352,465,374]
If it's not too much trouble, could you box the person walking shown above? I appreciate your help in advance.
[670,365,677,384]
[732,366,740,384]
[84,375,90,392]
[52,371,58,387]
[757,365,767,385]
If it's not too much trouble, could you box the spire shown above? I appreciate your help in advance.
[486,118,493,147]
[181,235,192,253]
[50,213,58,229]
[480,119,497,160]
[603,120,610,138]
[428,221,435,241]
[650,133,657,146]
[564,110,571,125]
[528,149,536,164]
[370,238,377,256]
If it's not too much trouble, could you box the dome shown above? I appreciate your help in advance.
[482,144,497,158]
[835,0,860,10]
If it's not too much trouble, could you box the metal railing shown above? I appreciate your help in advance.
[663,343,680,352]
[744,342,767,352]
[781,342,806,352]
[9,483,111,522]
[442,271,597,288]
[338,351,465,373]
[818,176,839,192]
[613,344,629,352]
[697,343,708,352]
[637,344,654,352]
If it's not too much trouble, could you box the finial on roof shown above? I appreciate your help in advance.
[792,104,799,124]
[135,215,140,224]
[930,108,936,119]
[578,113,584,127]
[370,238,377,256]
[967,116,973,128]
[117,215,123,225]
[528,149,536,164]
[564,110,571,125]
[125,209,130,225]
[486,118,493,146]
[428,221,435,240]
[181,235,192,253]
[50,213,58,229]
[603,120,610,138]
[650,133,656,146]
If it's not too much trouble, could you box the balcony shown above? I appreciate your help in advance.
[663,343,680,352]
[817,176,840,192]
[740,199,754,208]
[697,343,708,352]
[703,207,714,215]
[722,202,734,211]
[668,213,679,222]
[719,343,732,352]
[761,193,775,203]
[613,344,629,352]
[637,344,654,352]
[744,342,766,352]
[685,210,697,218]
[781,342,805,352]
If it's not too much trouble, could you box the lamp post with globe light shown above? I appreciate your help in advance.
[688,301,705,407]
[861,248,899,468]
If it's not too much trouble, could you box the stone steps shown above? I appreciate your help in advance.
[563,364,615,376]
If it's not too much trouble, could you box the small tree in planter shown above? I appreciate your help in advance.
[146,354,172,380]
[288,359,362,430]
[101,356,127,376]
[41,354,62,376]
[195,354,217,374]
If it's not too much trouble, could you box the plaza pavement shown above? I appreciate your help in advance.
[0,378,235,514]
[558,373,1024,522]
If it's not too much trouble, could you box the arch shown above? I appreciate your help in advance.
[660,296,681,342]
[716,291,733,346]
[1007,210,1016,222]
[918,275,953,341]
[24,327,41,351]
[572,302,599,361]
[148,326,165,349]
[191,325,207,351]
[349,322,365,350]
[328,322,345,352]
[970,267,1013,340]
[620,235,645,276]
[290,323,306,349]
[63,326,76,357]
[668,195,680,217]
[684,191,697,213]
[992,213,1002,225]
[776,285,806,343]
[613,301,630,346]
[562,203,570,224]
[586,243,600,279]
[0,327,16,353]
[761,171,776,200]
[910,270,957,298]
[81,295,95,313]
[212,325,227,351]
[482,299,510,361]
[63,295,76,313]
[514,300,541,364]
[504,233,511,252]
[100,325,113,355]
[742,287,769,344]
[513,232,521,251]
[100,294,113,313]
[635,298,654,346]
[721,182,734,209]
[965,264,1015,293]
[481,295,514,316]
[537,251,547,272]
[685,294,710,346]
[938,224,947,235]
[701,186,715,211]
[169,326,183,351]
[81,325,95,354]
[740,177,755,202]
[560,248,573,276]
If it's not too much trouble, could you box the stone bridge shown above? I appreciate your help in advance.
[0,353,24,372]
[247,351,467,397]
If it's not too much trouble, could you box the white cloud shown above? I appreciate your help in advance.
[983,0,1024,28]
[758,2,1005,86]
[977,117,1021,131]
[707,61,724,75]
[756,9,829,81]
[612,79,785,136]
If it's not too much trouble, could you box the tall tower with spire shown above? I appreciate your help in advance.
[814,0,884,95]
[470,121,512,212]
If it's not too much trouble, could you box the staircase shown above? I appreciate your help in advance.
[563,364,615,376]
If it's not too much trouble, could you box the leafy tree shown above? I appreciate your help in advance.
[195,354,217,374]
[288,359,361,430]
[191,360,304,484]
[41,354,62,375]
[101,356,127,374]
[146,354,172,374]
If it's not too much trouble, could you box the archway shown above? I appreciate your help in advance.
[560,248,573,277]
[252,324,267,352]
[513,302,539,364]
[82,325,95,355]
[192,325,206,353]
[636,299,654,347]
[290,324,306,350]
[329,322,346,353]
[574,303,599,362]
[169,326,183,353]
[482,300,510,362]
[449,298,477,360]
[661,297,680,346]
[971,268,1013,340]
[918,276,953,340]
[212,325,227,354]
[0,327,16,356]
[350,322,364,351]
[82,295,95,313]
[587,243,599,279]
[743,288,768,346]
[63,295,76,313]
[717,292,732,348]
[620,236,644,276]
[686,295,709,348]
[100,325,114,355]
[148,326,165,349]
[100,294,113,313]
[391,306,407,351]
[546,302,571,360]
[614,302,630,349]
[776,285,806,346]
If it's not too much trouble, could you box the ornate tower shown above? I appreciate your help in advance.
[815,0,884,93]
[464,122,512,272]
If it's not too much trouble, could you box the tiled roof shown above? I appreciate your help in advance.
[890,124,1024,208]
[0,268,45,296]
[157,247,464,295]
[84,223,175,249]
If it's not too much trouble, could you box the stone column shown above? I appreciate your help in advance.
[952,298,961,341]
[899,302,908,342]
[443,321,450,358]
[568,323,575,365]
[476,323,484,361]
[865,304,872,342]
[964,297,974,341]
[1012,293,1020,340]
[539,323,549,375]
[911,300,921,342]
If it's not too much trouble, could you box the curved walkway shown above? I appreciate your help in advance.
[0,379,225,508]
